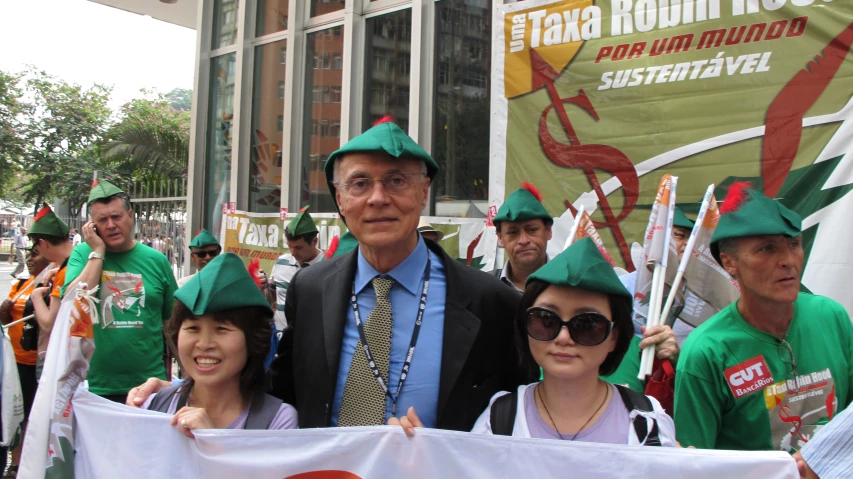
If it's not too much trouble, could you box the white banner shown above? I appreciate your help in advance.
[72,390,798,479]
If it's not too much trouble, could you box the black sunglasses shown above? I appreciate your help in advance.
[192,249,220,259]
[525,307,613,346]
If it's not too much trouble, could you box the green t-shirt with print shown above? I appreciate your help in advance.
[674,293,853,451]
[63,242,178,396]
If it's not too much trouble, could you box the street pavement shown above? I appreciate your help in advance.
[0,262,18,301]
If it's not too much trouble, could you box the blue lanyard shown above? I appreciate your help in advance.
[350,254,431,417]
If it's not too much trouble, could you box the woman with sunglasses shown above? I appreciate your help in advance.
[391,237,675,445]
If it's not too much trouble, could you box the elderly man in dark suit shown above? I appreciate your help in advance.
[270,119,531,430]
[126,119,532,431]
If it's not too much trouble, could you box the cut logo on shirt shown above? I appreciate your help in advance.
[724,355,774,399]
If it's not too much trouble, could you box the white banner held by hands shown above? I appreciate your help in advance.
[71,389,798,479]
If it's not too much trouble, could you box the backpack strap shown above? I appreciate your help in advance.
[489,392,518,436]
[245,394,284,430]
[147,385,184,413]
[615,384,661,447]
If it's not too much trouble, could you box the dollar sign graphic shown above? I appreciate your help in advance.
[530,49,640,271]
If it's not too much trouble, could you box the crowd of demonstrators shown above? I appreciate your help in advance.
[129,119,535,432]
[11,119,850,478]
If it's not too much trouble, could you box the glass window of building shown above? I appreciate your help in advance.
[256,0,289,37]
[204,53,237,237]
[301,27,344,212]
[249,40,288,213]
[212,0,239,49]
[432,0,492,216]
[363,8,412,132]
[310,0,344,17]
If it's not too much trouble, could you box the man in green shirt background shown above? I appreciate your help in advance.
[62,180,178,403]
[674,182,853,452]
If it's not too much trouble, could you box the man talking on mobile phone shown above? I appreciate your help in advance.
[60,180,178,403]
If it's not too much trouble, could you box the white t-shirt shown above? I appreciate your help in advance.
[471,383,677,446]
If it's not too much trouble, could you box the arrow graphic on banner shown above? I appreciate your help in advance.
[530,49,640,270]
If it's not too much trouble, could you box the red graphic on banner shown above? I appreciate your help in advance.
[724,355,774,399]
[486,205,497,227]
[285,471,363,479]
[229,202,237,214]
[762,21,853,197]
[530,49,639,271]
[222,203,228,215]
[280,207,288,221]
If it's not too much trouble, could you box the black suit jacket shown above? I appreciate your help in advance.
[268,239,535,431]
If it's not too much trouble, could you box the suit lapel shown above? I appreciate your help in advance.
[431,243,481,416]
[322,251,358,378]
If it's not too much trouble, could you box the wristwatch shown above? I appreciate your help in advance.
[88,252,105,261]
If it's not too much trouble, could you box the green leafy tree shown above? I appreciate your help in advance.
[18,69,112,213]
[165,87,192,111]
[101,92,190,184]
[0,70,29,195]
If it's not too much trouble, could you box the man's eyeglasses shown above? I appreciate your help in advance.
[778,339,798,380]
[525,307,614,346]
[333,172,425,198]
[192,249,220,259]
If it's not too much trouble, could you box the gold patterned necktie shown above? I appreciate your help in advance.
[338,276,395,426]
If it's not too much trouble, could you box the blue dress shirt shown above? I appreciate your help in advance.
[330,235,446,427]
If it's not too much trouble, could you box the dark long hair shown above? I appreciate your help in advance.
[515,280,634,376]
[165,300,272,410]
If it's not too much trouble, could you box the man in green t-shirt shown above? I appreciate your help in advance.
[62,180,178,402]
[674,183,853,452]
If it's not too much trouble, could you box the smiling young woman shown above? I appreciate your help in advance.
[143,253,297,435]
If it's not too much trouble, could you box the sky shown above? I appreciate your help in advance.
[0,0,196,107]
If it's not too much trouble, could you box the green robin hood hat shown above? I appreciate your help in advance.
[189,229,220,249]
[325,230,359,259]
[323,118,438,211]
[28,205,69,239]
[88,179,125,205]
[673,207,695,230]
[287,206,319,237]
[334,231,359,257]
[494,182,551,225]
[710,182,802,264]
[175,252,272,315]
[528,237,631,298]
